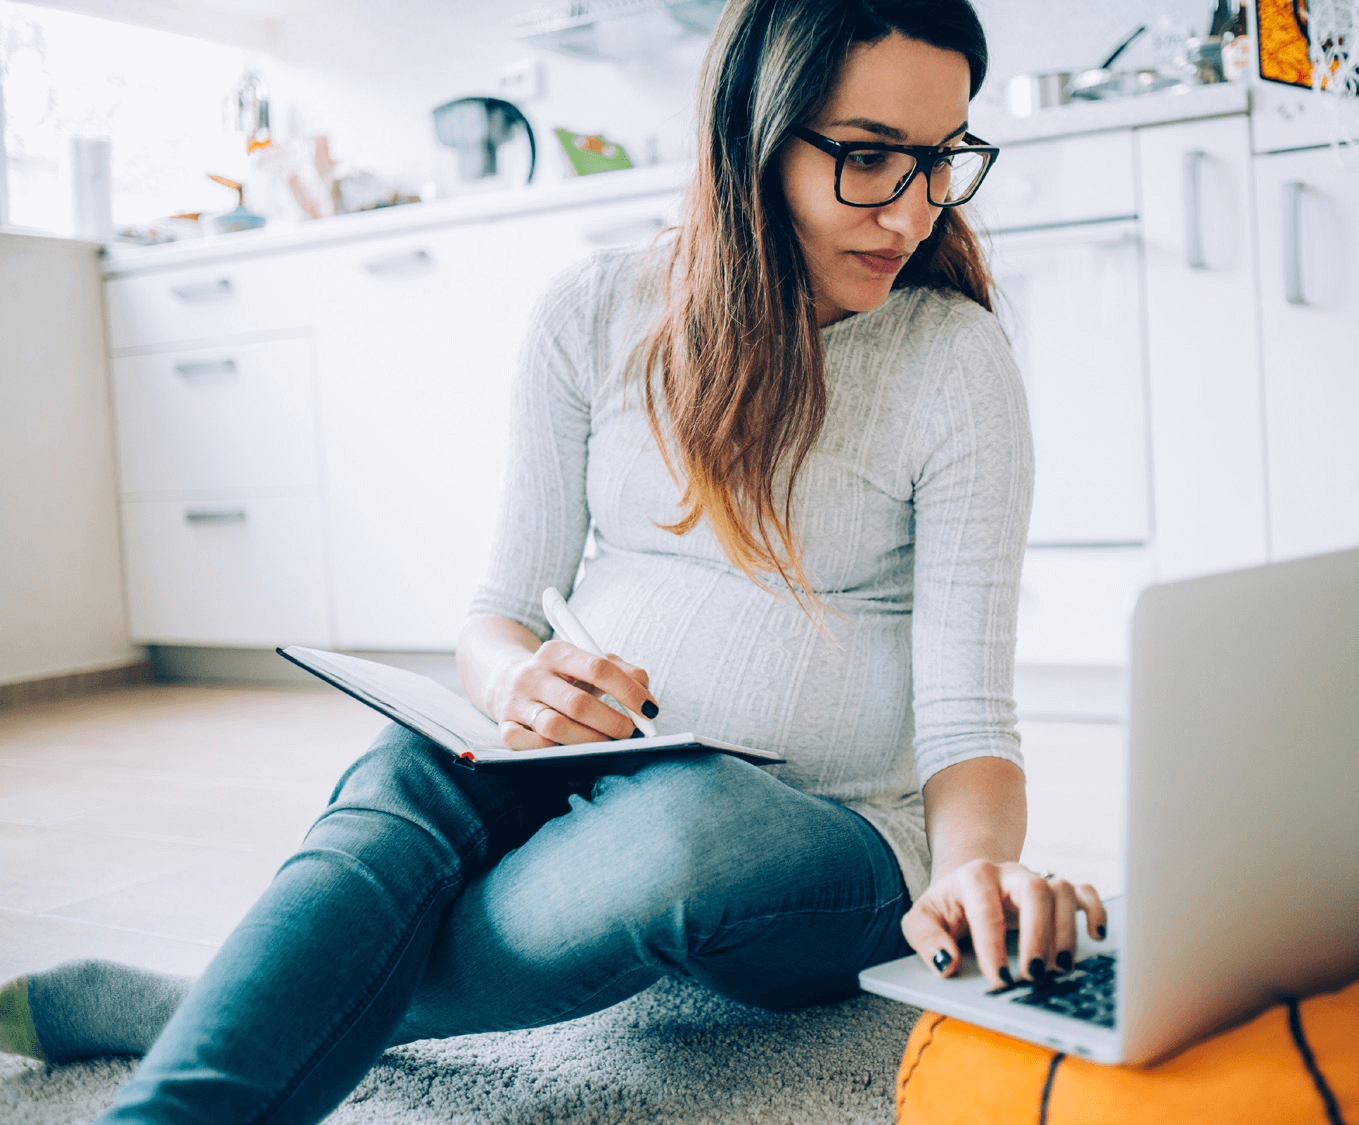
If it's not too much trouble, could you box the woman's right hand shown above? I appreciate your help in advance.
[488,640,657,750]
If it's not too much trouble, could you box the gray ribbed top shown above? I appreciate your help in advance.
[468,245,1033,903]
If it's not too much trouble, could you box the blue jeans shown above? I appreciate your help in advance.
[99,723,909,1124]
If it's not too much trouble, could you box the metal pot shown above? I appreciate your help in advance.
[1006,71,1074,117]
[1066,24,1149,101]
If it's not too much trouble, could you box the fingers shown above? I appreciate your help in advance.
[533,671,635,743]
[605,654,650,691]
[900,900,965,979]
[498,718,555,752]
[500,641,658,746]
[505,691,624,747]
[1002,867,1056,981]
[1004,869,1106,979]
[1075,882,1108,943]
[902,860,1011,989]
[957,861,1012,989]
[904,862,1108,991]
[539,642,659,731]
[1049,878,1078,974]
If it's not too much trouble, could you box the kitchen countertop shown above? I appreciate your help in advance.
[99,84,1255,278]
[100,162,692,279]
[971,81,1250,146]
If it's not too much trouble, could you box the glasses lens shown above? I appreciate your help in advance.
[929,149,990,205]
[838,148,916,206]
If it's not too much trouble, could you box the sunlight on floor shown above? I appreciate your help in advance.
[0,683,1125,981]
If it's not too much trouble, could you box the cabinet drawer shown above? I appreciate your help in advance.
[105,253,318,352]
[111,336,320,498]
[1017,548,1154,667]
[122,495,331,646]
[973,131,1136,232]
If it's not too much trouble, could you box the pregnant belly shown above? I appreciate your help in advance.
[564,548,914,798]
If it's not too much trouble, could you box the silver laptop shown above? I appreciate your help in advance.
[859,547,1359,1065]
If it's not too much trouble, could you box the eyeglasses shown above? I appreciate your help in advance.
[793,126,999,208]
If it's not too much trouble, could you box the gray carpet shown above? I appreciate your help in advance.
[1,977,919,1124]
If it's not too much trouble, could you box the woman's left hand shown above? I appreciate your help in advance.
[900,859,1106,989]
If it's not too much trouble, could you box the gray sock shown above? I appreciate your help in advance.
[24,959,192,1063]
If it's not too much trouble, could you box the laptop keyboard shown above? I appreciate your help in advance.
[1002,954,1118,1028]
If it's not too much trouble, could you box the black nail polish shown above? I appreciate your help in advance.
[1056,950,1073,973]
[641,700,659,719]
[630,727,644,739]
[1028,958,1046,983]
[1097,925,1107,941]
[932,949,953,973]
[998,965,1014,987]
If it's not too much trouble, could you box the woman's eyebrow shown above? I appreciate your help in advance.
[826,117,970,144]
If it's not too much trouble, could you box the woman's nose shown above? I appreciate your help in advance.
[878,172,938,242]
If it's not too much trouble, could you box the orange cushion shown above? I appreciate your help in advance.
[896,978,1358,1125]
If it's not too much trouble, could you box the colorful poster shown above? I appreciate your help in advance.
[1257,0,1313,86]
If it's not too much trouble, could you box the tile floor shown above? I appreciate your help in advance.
[0,681,1124,982]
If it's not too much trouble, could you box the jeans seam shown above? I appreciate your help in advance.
[684,890,910,958]
[249,802,517,1125]
[248,872,462,1125]
[704,890,909,932]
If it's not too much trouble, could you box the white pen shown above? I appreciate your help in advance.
[542,587,658,738]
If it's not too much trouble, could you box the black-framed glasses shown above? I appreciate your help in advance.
[793,126,999,208]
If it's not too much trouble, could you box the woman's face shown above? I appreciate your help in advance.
[779,33,972,327]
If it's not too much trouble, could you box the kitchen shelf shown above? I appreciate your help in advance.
[514,0,723,59]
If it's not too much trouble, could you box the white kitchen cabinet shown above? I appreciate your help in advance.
[989,219,1151,547]
[1253,149,1359,561]
[121,495,331,646]
[107,259,330,647]
[1138,115,1269,581]
[105,252,317,351]
[110,335,321,498]
[310,193,681,650]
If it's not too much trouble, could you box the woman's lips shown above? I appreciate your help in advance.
[850,250,905,275]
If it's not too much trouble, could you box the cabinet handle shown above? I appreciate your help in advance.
[174,359,237,379]
[1183,150,1208,271]
[171,278,233,301]
[583,216,667,245]
[361,249,432,276]
[185,508,247,524]
[1282,181,1307,306]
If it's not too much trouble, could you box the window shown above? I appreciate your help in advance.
[0,1,247,235]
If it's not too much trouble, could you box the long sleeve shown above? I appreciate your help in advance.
[907,304,1034,788]
[465,262,599,640]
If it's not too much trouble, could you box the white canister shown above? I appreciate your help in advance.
[69,136,114,241]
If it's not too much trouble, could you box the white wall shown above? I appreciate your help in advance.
[247,0,1213,197]
[0,232,144,685]
[253,2,708,200]
[16,0,1218,209]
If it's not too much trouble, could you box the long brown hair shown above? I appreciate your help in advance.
[638,0,995,612]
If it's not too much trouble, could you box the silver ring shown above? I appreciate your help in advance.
[528,704,551,730]
[1040,872,1057,880]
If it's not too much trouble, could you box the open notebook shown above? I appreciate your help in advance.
[277,646,783,768]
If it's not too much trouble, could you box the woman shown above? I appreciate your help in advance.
[2,1,1105,1120]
